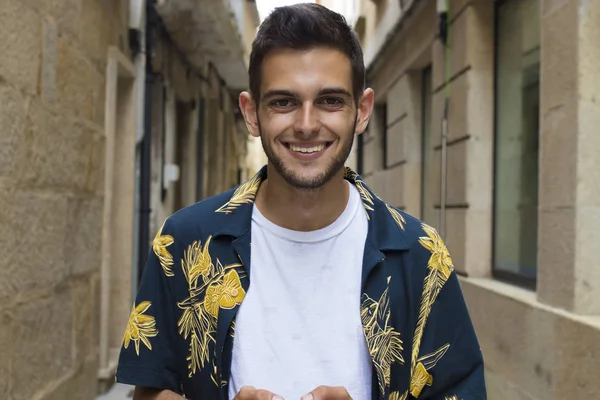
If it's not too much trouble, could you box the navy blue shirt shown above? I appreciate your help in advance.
[116,166,486,399]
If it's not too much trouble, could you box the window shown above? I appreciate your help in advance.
[492,0,540,287]
[420,66,436,227]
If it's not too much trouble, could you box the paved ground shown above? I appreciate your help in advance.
[96,383,133,400]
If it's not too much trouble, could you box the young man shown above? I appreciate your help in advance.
[116,4,486,400]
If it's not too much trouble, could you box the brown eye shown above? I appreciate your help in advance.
[271,99,294,108]
[321,97,343,106]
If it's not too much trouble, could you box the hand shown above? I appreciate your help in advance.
[233,386,284,400]
[300,386,352,400]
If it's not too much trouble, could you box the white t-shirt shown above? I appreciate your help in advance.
[228,182,372,400]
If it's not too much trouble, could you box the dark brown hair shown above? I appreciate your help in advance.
[248,3,365,104]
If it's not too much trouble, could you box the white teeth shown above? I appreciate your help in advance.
[289,143,326,153]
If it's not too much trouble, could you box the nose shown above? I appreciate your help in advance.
[293,102,320,136]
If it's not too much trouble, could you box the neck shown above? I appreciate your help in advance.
[255,166,349,231]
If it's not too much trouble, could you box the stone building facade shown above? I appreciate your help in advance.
[351,0,600,398]
[0,0,259,398]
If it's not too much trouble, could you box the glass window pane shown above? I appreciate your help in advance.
[493,0,540,280]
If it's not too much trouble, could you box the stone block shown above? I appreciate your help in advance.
[0,310,12,396]
[385,165,404,209]
[19,100,96,191]
[460,280,558,399]
[431,140,467,206]
[362,137,380,176]
[66,196,103,277]
[0,0,42,94]
[42,357,99,400]
[444,208,466,275]
[56,35,102,120]
[433,1,493,90]
[386,77,407,125]
[537,208,576,310]
[541,0,571,16]
[465,70,494,211]
[41,17,59,104]
[432,72,469,148]
[554,315,600,398]
[90,273,102,351]
[576,97,600,208]
[0,84,29,178]
[11,290,73,400]
[0,189,68,301]
[72,278,95,366]
[464,209,492,278]
[386,120,404,167]
[21,0,83,37]
[365,169,387,201]
[403,162,422,217]
[573,206,600,315]
[540,0,577,112]
[463,278,600,400]
[77,0,113,67]
[539,103,577,209]
[464,1,494,69]
[91,133,107,195]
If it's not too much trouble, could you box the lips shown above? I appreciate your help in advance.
[285,142,332,154]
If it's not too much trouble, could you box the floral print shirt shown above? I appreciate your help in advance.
[116,166,486,400]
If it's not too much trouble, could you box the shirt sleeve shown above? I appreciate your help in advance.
[115,218,183,393]
[415,271,487,400]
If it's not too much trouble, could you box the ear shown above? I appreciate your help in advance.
[239,91,260,138]
[355,88,375,135]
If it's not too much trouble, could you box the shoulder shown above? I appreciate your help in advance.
[395,209,455,287]
[387,206,449,270]
[161,188,238,238]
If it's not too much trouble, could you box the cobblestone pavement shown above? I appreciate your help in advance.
[96,383,133,400]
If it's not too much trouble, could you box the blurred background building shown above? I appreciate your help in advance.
[0,0,260,398]
[347,0,600,399]
[1,0,599,399]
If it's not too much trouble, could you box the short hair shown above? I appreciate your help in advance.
[248,3,365,104]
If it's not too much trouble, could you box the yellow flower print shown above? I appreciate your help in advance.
[123,301,158,355]
[204,270,246,318]
[389,390,408,400]
[418,224,453,279]
[184,236,214,289]
[409,224,454,398]
[410,361,433,397]
[361,285,404,396]
[215,173,262,214]
[153,222,175,276]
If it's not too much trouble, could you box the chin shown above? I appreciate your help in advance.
[277,161,343,190]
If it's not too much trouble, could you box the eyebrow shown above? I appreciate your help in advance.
[261,87,353,102]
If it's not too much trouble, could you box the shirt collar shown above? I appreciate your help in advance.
[211,165,409,252]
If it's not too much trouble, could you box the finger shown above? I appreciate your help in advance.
[255,389,284,400]
[234,386,284,400]
[301,385,351,400]
[233,386,256,400]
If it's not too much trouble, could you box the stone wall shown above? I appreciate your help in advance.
[362,0,600,398]
[0,0,131,398]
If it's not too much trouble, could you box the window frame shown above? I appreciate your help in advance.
[491,0,539,290]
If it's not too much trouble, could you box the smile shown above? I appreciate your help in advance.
[285,142,333,154]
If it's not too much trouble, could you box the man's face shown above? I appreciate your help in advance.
[240,47,374,190]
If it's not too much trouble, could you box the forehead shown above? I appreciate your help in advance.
[260,47,353,95]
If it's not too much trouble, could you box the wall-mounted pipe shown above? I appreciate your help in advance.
[138,0,156,283]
